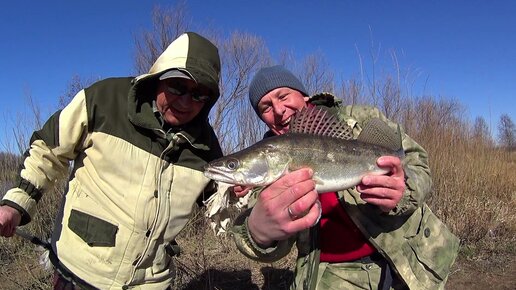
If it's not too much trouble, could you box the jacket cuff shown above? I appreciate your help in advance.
[0,200,31,226]
[243,217,279,254]
[1,188,36,225]
[232,208,284,262]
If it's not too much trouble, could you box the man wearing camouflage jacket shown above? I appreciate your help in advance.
[232,65,459,290]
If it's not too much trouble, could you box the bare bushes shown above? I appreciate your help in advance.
[399,97,515,258]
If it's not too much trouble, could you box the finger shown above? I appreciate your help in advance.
[360,181,404,210]
[233,186,251,198]
[359,184,403,200]
[287,189,318,218]
[360,175,404,190]
[261,172,315,206]
[313,200,322,224]
[0,223,14,238]
[283,179,316,208]
[271,168,313,192]
[239,188,251,197]
[361,196,397,212]
[286,200,321,232]
[377,156,403,177]
[360,191,392,200]
[377,156,400,167]
[7,226,16,238]
[0,222,8,237]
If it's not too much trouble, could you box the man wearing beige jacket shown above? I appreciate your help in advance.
[0,32,222,289]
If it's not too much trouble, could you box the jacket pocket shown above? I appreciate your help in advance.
[68,209,118,247]
[407,204,460,281]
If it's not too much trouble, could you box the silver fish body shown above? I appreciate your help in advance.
[204,132,403,192]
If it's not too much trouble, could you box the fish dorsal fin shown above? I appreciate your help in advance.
[289,106,353,140]
[357,118,402,151]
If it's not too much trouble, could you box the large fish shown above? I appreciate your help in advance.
[204,107,404,192]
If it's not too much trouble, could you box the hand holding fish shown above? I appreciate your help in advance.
[232,185,252,198]
[357,156,405,212]
[247,168,320,247]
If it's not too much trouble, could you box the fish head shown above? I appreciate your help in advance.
[204,145,290,187]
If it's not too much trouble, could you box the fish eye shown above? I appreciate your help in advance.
[226,159,239,170]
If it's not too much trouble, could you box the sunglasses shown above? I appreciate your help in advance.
[166,83,211,103]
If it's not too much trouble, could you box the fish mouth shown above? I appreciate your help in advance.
[203,166,239,184]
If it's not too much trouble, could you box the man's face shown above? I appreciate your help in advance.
[155,78,211,126]
[257,87,309,135]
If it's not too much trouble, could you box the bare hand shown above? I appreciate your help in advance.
[357,156,405,212]
[0,205,22,237]
[232,185,252,198]
[247,168,320,247]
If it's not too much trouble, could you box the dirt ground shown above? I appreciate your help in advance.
[445,256,516,290]
[174,249,516,290]
[2,226,515,290]
[0,251,514,289]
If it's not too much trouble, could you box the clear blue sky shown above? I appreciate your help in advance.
[1,0,515,144]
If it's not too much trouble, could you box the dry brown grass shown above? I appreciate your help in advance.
[403,98,516,263]
[0,153,61,289]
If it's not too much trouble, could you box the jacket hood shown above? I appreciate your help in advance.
[127,32,221,148]
[137,32,221,98]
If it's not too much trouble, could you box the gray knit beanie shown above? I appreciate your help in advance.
[248,65,308,115]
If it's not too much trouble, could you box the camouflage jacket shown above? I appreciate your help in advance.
[232,94,460,290]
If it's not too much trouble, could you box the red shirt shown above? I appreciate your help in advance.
[319,192,376,262]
